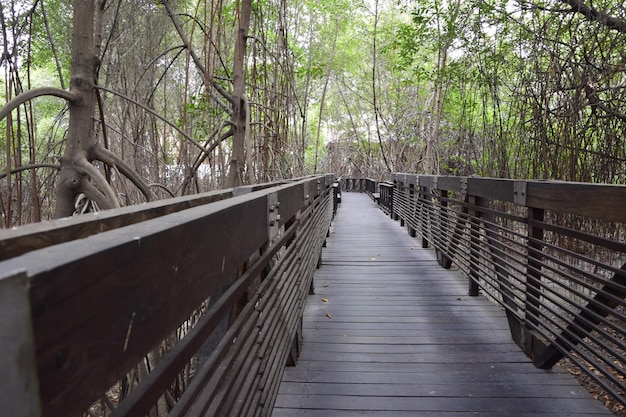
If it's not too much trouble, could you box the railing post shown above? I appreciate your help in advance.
[408,182,417,237]
[332,181,340,214]
[435,189,453,269]
[468,195,481,296]
[389,183,394,218]
[526,207,545,328]
[396,178,403,225]
[419,185,430,248]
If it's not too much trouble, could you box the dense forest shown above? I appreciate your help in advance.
[1,0,625,227]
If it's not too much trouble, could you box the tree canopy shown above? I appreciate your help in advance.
[1,0,625,226]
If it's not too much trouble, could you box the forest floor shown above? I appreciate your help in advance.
[558,307,625,416]
[560,357,625,416]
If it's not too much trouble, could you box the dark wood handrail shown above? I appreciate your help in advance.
[0,174,337,417]
[377,173,626,409]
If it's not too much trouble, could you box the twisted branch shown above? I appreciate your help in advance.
[0,87,76,122]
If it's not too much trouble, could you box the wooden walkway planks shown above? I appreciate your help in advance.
[272,192,613,417]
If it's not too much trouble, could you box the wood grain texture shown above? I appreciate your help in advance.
[526,180,626,221]
[0,272,41,417]
[272,192,613,417]
[0,189,233,261]
[0,192,268,417]
[0,182,292,261]
[0,176,335,417]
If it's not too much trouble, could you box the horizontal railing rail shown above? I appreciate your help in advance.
[340,177,378,194]
[385,173,626,408]
[0,174,336,417]
[0,181,300,261]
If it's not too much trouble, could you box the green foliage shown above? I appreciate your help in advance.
[30,0,72,76]
[3,0,626,226]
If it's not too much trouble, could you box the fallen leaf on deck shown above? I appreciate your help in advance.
[325,311,332,319]
[323,282,330,287]
[322,298,329,303]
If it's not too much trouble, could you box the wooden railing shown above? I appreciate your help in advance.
[339,177,377,194]
[0,175,336,417]
[379,173,626,408]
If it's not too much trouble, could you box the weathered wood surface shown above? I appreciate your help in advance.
[0,175,335,417]
[0,272,41,417]
[272,192,613,417]
[0,182,291,261]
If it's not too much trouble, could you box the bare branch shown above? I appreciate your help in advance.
[80,177,117,211]
[178,125,233,195]
[95,85,216,158]
[161,0,234,111]
[0,87,77,122]
[149,183,176,198]
[559,0,626,33]
[92,144,154,202]
[40,0,66,89]
[0,163,60,179]
[76,158,120,209]
[593,100,626,122]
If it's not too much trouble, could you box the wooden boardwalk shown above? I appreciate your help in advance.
[272,192,613,417]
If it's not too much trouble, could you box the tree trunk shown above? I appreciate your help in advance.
[314,16,339,174]
[371,0,392,174]
[228,0,252,188]
[54,0,120,217]
[425,46,447,175]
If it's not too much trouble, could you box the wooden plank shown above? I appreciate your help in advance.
[111,218,300,417]
[271,192,613,417]
[275,395,609,414]
[277,182,304,227]
[277,380,591,397]
[0,272,41,417]
[418,175,436,188]
[526,180,626,221]
[273,410,604,417]
[435,175,463,193]
[169,188,333,417]
[467,177,518,202]
[0,191,269,417]
[0,182,295,261]
[0,189,239,261]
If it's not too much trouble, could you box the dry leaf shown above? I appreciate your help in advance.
[370,257,377,260]
[325,311,332,319]
[322,298,329,303]
[323,282,330,287]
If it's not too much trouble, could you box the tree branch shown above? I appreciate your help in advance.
[161,0,234,111]
[559,0,626,33]
[178,125,233,195]
[593,100,626,122]
[92,144,154,202]
[76,158,120,209]
[149,182,176,198]
[79,177,116,211]
[95,85,216,158]
[0,163,60,179]
[0,87,77,122]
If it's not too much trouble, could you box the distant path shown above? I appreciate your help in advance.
[272,192,612,417]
